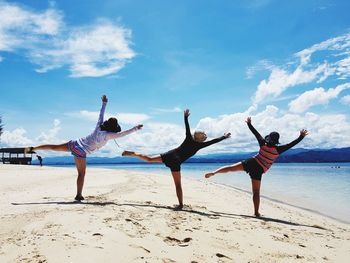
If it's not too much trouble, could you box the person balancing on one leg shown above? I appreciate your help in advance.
[205,117,308,217]
[122,109,231,210]
[25,95,143,201]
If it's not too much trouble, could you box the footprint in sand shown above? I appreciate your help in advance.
[129,244,150,253]
[164,236,192,247]
[162,258,176,263]
[216,253,231,260]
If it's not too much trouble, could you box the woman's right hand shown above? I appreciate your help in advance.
[102,95,108,103]
[136,124,143,130]
[246,117,251,124]
[184,109,190,117]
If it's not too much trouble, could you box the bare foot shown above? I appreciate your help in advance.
[255,212,261,218]
[75,194,85,201]
[174,204,184,211]
[24,147,34,154]
[122,150,135,156]
[205,172,214,178]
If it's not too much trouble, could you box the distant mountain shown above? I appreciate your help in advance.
[32,147,350,165]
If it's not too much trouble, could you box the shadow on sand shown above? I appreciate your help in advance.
[11,200,327,230]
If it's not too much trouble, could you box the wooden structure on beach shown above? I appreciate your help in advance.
[0,148,36,165]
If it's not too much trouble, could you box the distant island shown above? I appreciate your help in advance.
[32,147,350,165]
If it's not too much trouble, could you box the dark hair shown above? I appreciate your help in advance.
[264,132,280,146]
[100,117,121,133]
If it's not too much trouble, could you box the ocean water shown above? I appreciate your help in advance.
[59,162,350,224]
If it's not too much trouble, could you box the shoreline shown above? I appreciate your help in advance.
[1,165,349,262]
[208,180,350,225]
[44,163,350,225]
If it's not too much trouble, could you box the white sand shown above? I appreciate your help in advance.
[0,164,349,262]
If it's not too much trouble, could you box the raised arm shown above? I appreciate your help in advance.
[277,129,308,154]
[96,95,108,128]
[201,133,231,148]
[246,117,265,146]
[184,109,191,138]
[106,124,143,140]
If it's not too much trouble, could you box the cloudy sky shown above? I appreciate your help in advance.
[0,0,350,157]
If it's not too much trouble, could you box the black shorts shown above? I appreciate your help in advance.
[242,158,264,181]
[161,150,182,172]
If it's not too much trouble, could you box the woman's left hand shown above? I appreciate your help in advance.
[136,124,143,130]
[224,132,231,138]
[102,95,108,103]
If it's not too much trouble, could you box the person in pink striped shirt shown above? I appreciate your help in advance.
[26,95,143,201]
[205,117,308,217]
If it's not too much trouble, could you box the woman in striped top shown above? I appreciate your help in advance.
[205,117,308,217]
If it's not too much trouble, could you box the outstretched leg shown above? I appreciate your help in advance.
[251,179,261,217]
[122,151,162,163]
[31,142,69,152]
[74,157,87,201]
[171,171,183,210]
[205,162,244,178]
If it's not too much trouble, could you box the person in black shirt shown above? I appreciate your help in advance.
[37,155,43,166]
[122,109,231,210]
[205,117,308,217]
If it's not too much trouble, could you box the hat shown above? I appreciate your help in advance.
[265,132,280,145]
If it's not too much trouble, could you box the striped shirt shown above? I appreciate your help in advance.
[247,122,304,173]
[254,145,279,172]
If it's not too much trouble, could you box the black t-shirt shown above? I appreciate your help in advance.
[171,116,226,163]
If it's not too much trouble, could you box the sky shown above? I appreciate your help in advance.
[0,0,350,157]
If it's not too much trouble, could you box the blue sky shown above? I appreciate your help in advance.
[0,0,350,157]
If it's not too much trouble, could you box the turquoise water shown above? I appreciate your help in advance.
[55,162,350,223]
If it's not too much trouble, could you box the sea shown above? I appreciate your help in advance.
[52,162,350,224]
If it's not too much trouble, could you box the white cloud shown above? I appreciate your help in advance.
[112,122,184,155]
[252,32,350,105]
[296,33,350,66]
[152,107,182,113]
[35,119,62,144]
[288,83,350,113]
[194,106,350,152]
[116,113,150,125]
[1,128,33,146]
[253,63,331,104]
[0,2,63,51]
[3,108,350,157]
[66,110,150,125]
[31,21,136,77]
[340,95,350,105]
[0,119,68,157]
[246,59,274,79]
[335,56,350,79]
[0,2,135,77]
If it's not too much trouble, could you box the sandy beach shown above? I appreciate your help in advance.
[0,165,349,263]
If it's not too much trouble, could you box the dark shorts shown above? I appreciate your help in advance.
[161,150,181,172]
[242,158,264,181]
[68,140,86,159]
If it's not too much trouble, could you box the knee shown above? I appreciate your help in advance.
[146,156,154,162]
[141,155,152,162]
[253,190,260,197]
[175,184,182,191]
